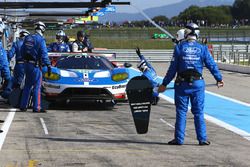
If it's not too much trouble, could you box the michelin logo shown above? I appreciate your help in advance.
[112,85,126,89]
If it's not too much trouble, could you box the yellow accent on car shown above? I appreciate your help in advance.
[44,72,60,80]
[112,73,128,82]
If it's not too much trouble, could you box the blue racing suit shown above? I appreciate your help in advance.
[8,39,25,88]
[47,42,70,52]
[20,33,51,112]
[162,40,222,144]
[0,41,11,98]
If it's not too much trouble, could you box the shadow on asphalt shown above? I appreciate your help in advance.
[36,136,168,145]
[35,136,199,146]
[48,101,119,111]
[0,101,119,112]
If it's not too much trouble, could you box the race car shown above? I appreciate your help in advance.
[42,52,131,107]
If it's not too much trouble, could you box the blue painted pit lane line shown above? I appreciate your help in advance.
[128,68,250,139]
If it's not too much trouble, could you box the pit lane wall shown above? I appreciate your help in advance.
[95,46,250,74]
[217,63,250,74]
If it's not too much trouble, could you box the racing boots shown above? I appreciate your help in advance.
[152,96,159,105]
[33,109,47,113]
[168,139,182,145]
[19,109,46,113]
[199,141,211,146]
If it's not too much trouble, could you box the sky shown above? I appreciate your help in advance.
[2,0,235,15]
[4,0,183,13]
[114,0,183,13]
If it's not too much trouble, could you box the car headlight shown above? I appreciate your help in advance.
[112,73,128,82]
[44,72,60,80]
[93,71,110,78]
[60,70,78,77]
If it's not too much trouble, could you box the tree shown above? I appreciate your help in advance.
[176,5,232,26]
[202,6,232,26]
[178,6,202,23]
[232,0,250,20]
[152,16,169,24]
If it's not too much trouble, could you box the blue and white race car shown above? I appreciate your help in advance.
[42,52,131,106]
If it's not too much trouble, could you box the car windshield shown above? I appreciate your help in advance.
[56,55,114,70]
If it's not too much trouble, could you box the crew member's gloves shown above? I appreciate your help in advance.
[136,47,141,56]
[82,47,88,52]
[217,80,224,88]
[47,65,52,76]
[158,84,167,93]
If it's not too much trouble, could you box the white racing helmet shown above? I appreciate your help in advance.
[137,60,148,72]
[184,23,200,40]
[56,30,66,42]
[19,29,30,38]
[34,21,46,33]
[176,29,185,42]
[56,30,65,37]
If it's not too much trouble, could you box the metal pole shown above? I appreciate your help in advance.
[248,52,250,66]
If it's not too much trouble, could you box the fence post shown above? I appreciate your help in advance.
[237,51,240,65]
[229,51,232,64]
[219,44,222,62]
[248,52,250,66]
[243,53,245,65]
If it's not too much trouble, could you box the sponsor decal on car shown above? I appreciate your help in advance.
[112,84,126,89]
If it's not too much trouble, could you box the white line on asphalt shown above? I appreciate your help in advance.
[0,108,18,112]
[159,94,175,104]
[39,118,49,135]
[205,115,250,141]
[159,93,250,141]
[160,118,188,136]
[0,112,16,150]
[160,118,175,129]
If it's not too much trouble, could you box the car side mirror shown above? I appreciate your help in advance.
[124,62,132,68]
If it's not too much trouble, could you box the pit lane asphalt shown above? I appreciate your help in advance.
[0,63,250,167]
